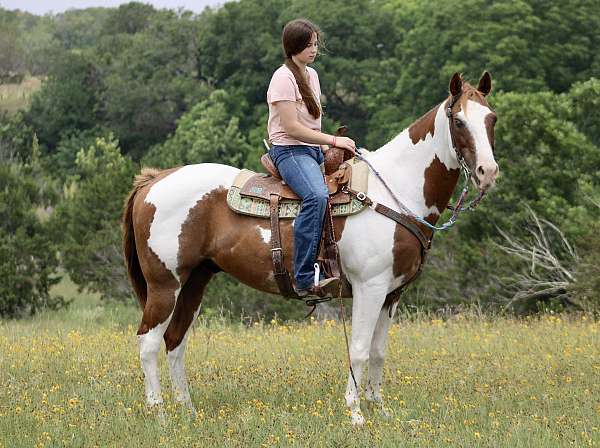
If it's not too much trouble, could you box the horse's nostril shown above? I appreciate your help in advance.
[477,165,485,176]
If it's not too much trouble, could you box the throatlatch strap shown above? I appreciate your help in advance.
[269,194,296,297]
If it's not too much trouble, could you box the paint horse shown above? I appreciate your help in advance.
[122,72,498,425]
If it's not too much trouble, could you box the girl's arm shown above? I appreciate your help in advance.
[276,101,355,151]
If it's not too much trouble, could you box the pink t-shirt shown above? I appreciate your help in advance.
[267,64,322,146]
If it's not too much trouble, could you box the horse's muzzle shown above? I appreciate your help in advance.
[475,162,499,192]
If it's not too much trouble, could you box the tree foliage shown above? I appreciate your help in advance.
[3,0,600,317]
[143,90,256,169]
[26,51,100,149]
[0,146,65,318]
[49,136,136,302]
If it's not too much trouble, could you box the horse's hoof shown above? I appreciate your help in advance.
[351,411,365,426]
[157,406,167,424]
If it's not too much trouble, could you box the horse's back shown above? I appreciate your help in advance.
[143,163,240,208]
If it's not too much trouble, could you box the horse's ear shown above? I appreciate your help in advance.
[449,73,462,96]
[477,71,492,96]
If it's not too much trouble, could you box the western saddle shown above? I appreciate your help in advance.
[243,128,357,299]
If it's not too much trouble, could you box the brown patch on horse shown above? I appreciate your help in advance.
[391,225,422,279]
[408,105,437,145]
[423,155,460,215]
[164,260,216,351]
[176,187,276,292]
[176,186,348,294]
[386,216,435,309]
[122,167,175,309]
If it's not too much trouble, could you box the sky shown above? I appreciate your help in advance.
[0,0,230,15]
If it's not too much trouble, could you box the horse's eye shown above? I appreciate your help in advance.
[454,118,464,128]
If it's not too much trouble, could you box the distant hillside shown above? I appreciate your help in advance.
[0,76,42,115]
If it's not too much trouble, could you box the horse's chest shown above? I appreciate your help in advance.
[338,212,397,281]
[338,212,424,290]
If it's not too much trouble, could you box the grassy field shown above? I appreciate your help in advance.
[0,76,42,115]
[0,278,598,447]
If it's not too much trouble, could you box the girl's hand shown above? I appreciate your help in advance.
[334,136,357,154]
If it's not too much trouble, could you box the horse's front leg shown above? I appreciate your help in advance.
[344,280,388,426]
[365,303,397,417]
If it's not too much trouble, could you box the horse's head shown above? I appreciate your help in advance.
[446,72,498,192]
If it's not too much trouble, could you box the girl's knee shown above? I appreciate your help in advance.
[305,188,328,205]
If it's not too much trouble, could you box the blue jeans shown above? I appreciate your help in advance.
[268,144,328,289]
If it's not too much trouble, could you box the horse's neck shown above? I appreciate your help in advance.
[365,103,460,222]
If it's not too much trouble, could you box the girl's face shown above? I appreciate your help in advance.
[294,32,318,65]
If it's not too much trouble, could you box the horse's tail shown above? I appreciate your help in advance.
[122,167,162,308]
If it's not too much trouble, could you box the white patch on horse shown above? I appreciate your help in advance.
[145,163,240,291]
[258,226,271,244]
[461,100,495,168]
[362,105,453,221]
[139,311,174,405]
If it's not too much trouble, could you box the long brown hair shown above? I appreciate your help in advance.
[282,19,322,119]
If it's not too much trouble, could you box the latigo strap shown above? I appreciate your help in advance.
[269,194,297,297]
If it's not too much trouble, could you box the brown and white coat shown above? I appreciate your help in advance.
[122,72,498,425]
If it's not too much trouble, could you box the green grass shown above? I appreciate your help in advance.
[0,278,598,447]
[0,76,42,115]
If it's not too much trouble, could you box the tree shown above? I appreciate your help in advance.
[101,2,156,36]
[0,112,35,164]
[0,142,65,318]
[366,0,600,148]
[50,136,137,301]
[52,8,111,50]
[49,127,114,182]
[143,89,255,169]
[0,12,25,81]
[98,9,204,158]
[569,78,600,147]
[26,50,100,150]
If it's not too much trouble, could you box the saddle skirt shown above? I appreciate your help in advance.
[227,156,370,219]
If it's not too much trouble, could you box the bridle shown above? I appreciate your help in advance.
[349,90,487,233]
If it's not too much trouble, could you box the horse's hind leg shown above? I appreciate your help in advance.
[164,262,215,411]
[137,278,179,407]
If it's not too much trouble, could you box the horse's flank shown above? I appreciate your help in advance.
[122,167,178,310]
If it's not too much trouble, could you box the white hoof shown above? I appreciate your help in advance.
[351,410,365,426]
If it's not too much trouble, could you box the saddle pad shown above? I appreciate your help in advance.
[226,186,368,219]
